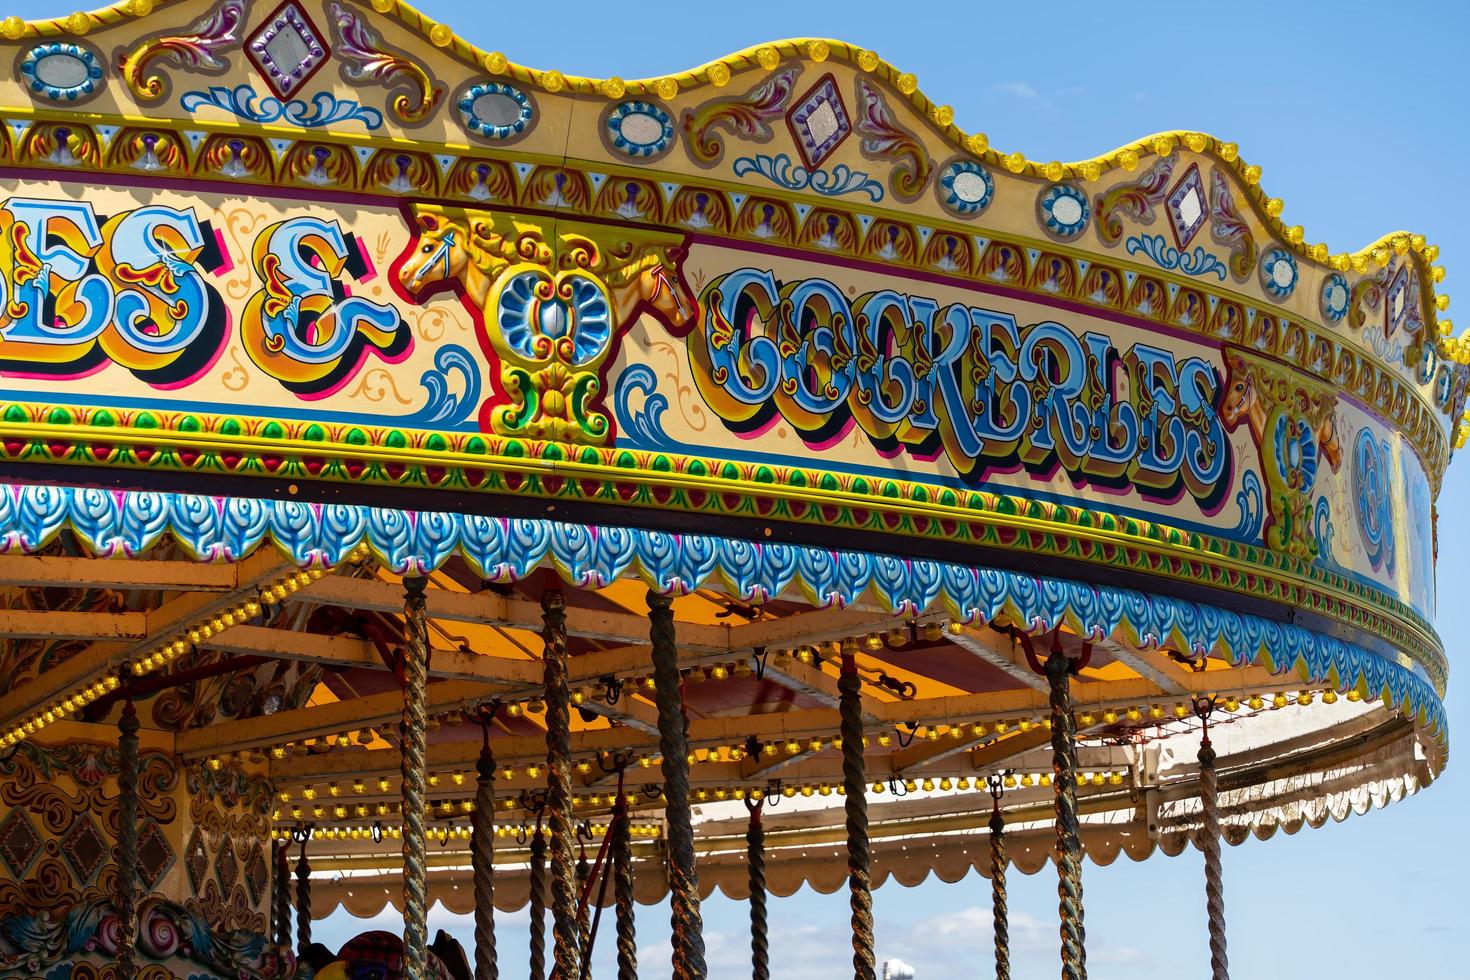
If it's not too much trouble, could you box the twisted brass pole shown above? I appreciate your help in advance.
[473,726,499,980]
[273,840,291,952]
[1196,699,1229,980]
[988,775,1010,980]
[542,588,580,980]
[530,821,547,980]
[746,800,768,980]
[114,699,139,980]
[402,575,430,980]
[839,654,875,980]
[648,590,706,980]
[1045,645,1086,980]
[613,790,637,980]
[295,834,312,956]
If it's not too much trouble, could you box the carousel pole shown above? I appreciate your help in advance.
[987,774,1010,980]
[612,779,637,980]
[530,816,548,980]
[745,798,768,980]
[402,575,431,980]
[1194,697,1229,980]
[473,709,499,980]
[1044,636,1087,980]
[647,590,706,980]
[274,839,292,952]
[296,830,312,956]
[541,586,580,980]
[114,697,139,980]
[838,652,875,980]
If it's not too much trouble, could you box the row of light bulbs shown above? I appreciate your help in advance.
[0,674,123,747]
[0,552,366,750]
[269,822,665,843]
[265,686,1347,800]
[273,769,1137,828]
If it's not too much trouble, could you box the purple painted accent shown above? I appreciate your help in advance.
[1165,163,1208,249]
[785,73,851,169]
[245,1,329,99]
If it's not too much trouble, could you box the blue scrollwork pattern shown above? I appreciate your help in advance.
[732,153,885,202]
[406,344,482,429]
[180,84,384,130]
[1125,233,1228,281]
[613,364,676,450]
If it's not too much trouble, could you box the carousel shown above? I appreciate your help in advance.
[0,1,1455,979]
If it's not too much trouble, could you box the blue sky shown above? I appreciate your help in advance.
[11,0,1466,975]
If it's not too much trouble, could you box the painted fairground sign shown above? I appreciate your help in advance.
[0,0,1457,663]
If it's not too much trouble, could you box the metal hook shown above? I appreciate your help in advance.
[370,823,383,844]
[888,776,908,798]
[603,675,623,706]
[894,722,918,748]
[751,646,769,681]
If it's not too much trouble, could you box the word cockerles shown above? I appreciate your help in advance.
[693,267,1230,504]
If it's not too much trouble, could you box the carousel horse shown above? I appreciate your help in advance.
[1220,356,1343,473]
[397,204,696,333]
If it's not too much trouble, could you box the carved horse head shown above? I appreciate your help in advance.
[397,206,508,311]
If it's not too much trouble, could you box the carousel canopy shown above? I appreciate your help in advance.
[0,0,1454,967]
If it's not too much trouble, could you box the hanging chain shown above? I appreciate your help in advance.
[1194,696,1229,980]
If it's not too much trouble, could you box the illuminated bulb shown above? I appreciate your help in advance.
[993,720,1008,734]
[426,775,439,788]
[785,740,800,755]
[570,690,585,705]
[302,787,317,801]
[1322,690,1338,705]
[1125,706,1142,722]
[1109,772,1124,785]
[270,746,286,760]
[924,726,939,742]
[712,664,730,681]
[808,738,824,752]
[1248,695,1264,710]
[506,703,523,718]
[920,779,935,792]
[938,778,952,791]
[732,788,747,800]
[1039,773,1052,786]
[904,780,917,793]
[1003,773,1017,789]
[526,764,541,778]
[871,781,885,793]
[782,785,796,798]
[1297,691,1313,706]
[1173,703,1189,719]
[923,622,944,642]
[1272,693,1288,709]
[1090,772,1105,786]
[1018,719,1033,732]
[1224,697,1240,712]
[378,778,391,792]
[329,782,341,796]
[817,784,831,797]
[1020,773,1034,788]
[886,627,908,647]
[795,647,814,664]
[576,761,591,774]
[970,723,987,738]
[957,777,971,790]
[1079,713,1095,726]
[1346,689,1362,702]
[1148,704,1164,720]
[864,632,884,652]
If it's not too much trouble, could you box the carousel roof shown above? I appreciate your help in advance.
[0,0,1452,920]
